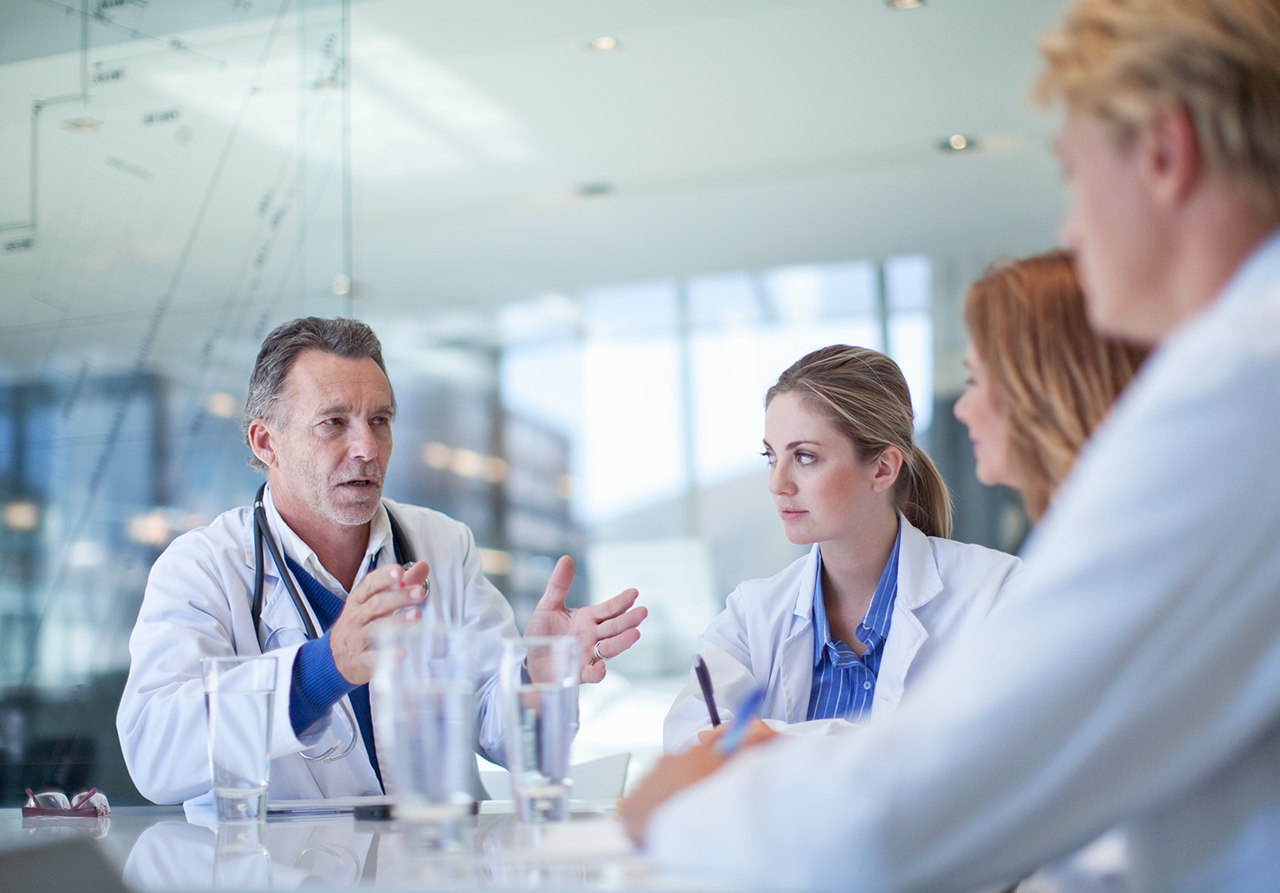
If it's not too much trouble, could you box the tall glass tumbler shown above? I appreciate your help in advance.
[500,636,580,823]
[202,655,277,823]
[372,624,477,828]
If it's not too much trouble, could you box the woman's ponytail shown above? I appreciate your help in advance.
[901,443,952,539]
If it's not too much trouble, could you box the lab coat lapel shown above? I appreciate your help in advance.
[871,518,942,720]
[778,544,821,724]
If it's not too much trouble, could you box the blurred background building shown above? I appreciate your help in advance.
[0,0,1058,802]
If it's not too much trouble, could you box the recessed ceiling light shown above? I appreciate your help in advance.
[585,36,620,52]
[886,0,924,8]
[64,117,101,132]
[577,182,614,197]
[940,134,978,152]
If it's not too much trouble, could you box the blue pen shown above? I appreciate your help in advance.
[715,686,765,756]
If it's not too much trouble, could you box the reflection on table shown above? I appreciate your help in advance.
[43,802,719,891]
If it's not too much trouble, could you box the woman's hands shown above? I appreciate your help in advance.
[619,743,727,845]
[620,720,780,845]
[696,717,778,749]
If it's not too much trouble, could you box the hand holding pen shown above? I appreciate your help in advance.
[619,685,774,845]
[690,662,778,749]
[714,687,765,755]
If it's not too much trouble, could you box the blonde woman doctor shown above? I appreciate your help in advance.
[664,345,1022,752]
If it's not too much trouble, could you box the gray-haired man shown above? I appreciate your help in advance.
[118,317,645,807]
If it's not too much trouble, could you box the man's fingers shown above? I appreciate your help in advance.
[593,606,647,640]
[401,560,430,587]
[591,588,639,621]
[592,628,640,661]
[534,555,575,613]
[348,563,400,604]
[350,561,430,605]
[360,583,426,621]
[580,658,606,684]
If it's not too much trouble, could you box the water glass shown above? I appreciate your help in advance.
[202,655,277,823]
[500,636,580,822]
[372,624,477,831]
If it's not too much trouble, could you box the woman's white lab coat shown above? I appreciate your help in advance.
[664,516,1022,752]
[116,487,518,806]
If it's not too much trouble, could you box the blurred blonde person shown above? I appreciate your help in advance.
[664,345,1021,753]
[624,3,1280,889]
[953,250,1147,522]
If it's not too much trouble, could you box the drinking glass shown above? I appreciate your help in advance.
[202,655,277,823]
[500,636,580,822]
[372,624,476,835]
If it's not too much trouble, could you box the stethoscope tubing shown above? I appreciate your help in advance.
[252,484,359,764]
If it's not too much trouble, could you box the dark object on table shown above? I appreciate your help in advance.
[0,837,128,893]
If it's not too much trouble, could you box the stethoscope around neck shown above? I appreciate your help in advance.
[249,482,416,765]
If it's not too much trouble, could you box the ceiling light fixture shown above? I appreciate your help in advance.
[585,36,620,52]
[940,134,979,152]
[64,117,101,132]
[886,0,925,9]
[578,182,614,197]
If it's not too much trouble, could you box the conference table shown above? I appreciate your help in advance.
[0,801,727,891]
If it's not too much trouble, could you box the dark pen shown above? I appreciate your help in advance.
[693,654,721,727]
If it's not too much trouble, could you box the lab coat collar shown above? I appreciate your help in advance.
[791,545,822,624]
[789,514,942,618]
[894,516,944,611]
[243,483,394,598]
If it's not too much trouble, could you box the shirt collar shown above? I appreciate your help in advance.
[811,520,903,665]
[1207,225,1280,318]
[261,483,393,597]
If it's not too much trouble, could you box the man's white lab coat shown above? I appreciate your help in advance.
[664,517,1023,752]
[648,232,1280,892]
[116,486,518,806]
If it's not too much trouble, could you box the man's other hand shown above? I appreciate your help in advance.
[524,555,647,683]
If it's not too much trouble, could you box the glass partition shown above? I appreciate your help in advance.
[0,0,358,804]
[0,1,1016,805]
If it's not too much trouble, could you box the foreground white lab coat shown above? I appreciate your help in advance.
[648,232,1280,892]
[664,518,1022,753]
[117,487,518,806]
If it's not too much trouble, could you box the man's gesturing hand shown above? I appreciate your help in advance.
[329,561,429,685]
[524,555,646,683]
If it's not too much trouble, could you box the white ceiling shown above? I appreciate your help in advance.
[0,0,1072,373]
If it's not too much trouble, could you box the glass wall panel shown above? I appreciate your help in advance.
[0,0,359,804]
[0,0,1003,806]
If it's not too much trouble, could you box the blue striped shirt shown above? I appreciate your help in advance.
[807,523,902,722]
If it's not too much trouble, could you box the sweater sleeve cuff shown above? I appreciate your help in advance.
[289,631,357,737]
